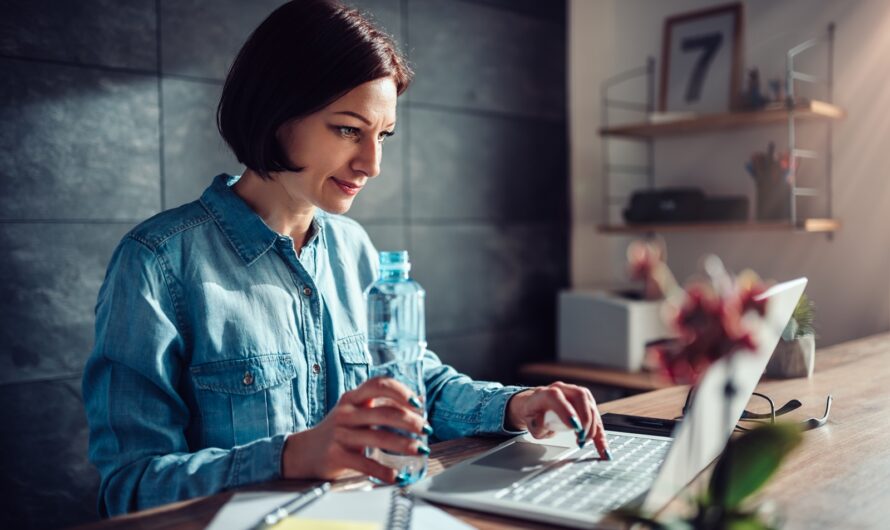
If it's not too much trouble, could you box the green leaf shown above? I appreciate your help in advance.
[725,512,774,530]
[790,293,816,338]
[609,507,671,529]
[709,423,802,510]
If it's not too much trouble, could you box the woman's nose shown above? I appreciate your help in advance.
[352,138,382,178]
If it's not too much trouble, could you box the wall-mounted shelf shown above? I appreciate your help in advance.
[598,218,840,234]
[598,24,840,240]
[599,99,844,138]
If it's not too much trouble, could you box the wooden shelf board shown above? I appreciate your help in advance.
[598,218,840,234]
[519,362,673,392]
[599,100,844,138]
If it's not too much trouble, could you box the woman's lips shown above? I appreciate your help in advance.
[331,177,363,196]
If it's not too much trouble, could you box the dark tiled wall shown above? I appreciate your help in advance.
[0,0,567,527]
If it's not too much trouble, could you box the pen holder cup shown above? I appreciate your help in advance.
[756,178,792,221]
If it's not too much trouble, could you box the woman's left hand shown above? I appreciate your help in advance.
[505,382,611,460]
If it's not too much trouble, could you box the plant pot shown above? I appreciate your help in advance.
[558,290,674,371]
[765,334,815,378]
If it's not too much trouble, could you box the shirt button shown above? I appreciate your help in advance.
[312,363,321,375]
[242,371,254,386]
[302,286,313,297]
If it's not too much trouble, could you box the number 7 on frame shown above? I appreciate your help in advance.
[659,2,744,114]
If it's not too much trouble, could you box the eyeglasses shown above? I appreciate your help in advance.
[679,388,833,432]
[737,392,833,432]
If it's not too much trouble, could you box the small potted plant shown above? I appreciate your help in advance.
[765,294,816,378]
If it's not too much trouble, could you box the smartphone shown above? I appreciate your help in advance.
[601,413,678,437]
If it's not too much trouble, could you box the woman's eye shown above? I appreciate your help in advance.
[337,126,360,139]
[378,131,395,144]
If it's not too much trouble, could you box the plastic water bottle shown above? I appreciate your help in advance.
[364,250,428,486]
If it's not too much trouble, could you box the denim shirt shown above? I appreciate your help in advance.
[82,174,525,516]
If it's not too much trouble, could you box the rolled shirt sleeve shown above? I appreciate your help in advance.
[420,349,528,440]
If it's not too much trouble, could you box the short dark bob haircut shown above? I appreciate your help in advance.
[217,0,412,177]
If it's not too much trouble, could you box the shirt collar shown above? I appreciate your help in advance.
[200,174,327,266]
[200,174,278,266]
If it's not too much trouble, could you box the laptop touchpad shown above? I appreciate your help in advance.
[427,441,570,494]
[474,441,569,472]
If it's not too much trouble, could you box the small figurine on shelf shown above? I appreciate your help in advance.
[768,77,786,106]
[744,141,792,221]
[740,68,770,110]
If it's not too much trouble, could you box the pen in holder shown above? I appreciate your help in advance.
[745,142,792,221]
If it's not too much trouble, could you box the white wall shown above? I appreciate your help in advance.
[569,0,890,346]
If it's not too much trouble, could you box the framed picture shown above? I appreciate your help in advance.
[659,3,743,113]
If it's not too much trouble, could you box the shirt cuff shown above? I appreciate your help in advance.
[479,385,530,436]
[231,433,288,487]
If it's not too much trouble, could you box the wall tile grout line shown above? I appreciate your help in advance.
[347,218,406,225]
[0,59,224,88]
[407,218,566,227]
[0,218,564,227]
[402,0,412,252]
[0,371,83,388]
[0,52,158,77]
[0,219,143,224]
[160,72,225,86]
[0,55,564,125]
[156,0,166,212]
[450,0,566,25]
[426,325,547,340]
[404,99,566,124]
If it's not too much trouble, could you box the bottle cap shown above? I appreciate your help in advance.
[379,250,411,271]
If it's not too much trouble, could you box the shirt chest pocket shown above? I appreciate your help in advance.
[338,334,370,391]
[190,354,297,447]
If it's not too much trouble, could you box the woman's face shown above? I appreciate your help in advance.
[273,77,398,215]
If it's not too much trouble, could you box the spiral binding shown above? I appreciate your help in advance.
[385,488,414,530]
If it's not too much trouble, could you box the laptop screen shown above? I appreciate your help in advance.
[641,277,808,514]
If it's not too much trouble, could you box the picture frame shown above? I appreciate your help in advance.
[659,3,744,113]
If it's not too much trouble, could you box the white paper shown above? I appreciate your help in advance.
[205,487,476,530]
[206,491,301,530]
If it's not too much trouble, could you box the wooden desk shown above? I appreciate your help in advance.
[519,361,673,402]
[72,333,890,530]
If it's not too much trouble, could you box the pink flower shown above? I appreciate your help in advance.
[625,241,770,385]
[627,240,676,300]
[654,277,766,385]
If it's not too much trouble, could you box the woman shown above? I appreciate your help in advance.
[82,0,609,516]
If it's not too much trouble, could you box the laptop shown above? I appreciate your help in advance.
[413,277,808,529]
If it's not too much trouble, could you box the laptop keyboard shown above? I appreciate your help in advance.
[497,433,671,514]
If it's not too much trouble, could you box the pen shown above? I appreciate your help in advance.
[252,482,331,529]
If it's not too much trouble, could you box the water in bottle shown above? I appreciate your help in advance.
[364,250,428,486]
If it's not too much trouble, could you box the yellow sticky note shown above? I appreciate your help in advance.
[275,518,381,530]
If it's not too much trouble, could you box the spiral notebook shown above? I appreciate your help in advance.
[207,486,475,530]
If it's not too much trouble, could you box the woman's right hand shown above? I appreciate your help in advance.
[281,376,431,483]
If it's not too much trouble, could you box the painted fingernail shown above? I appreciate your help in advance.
[422,423,434,435]
[570,415,583,432]
[417,444,431,456]
[577,436,587,449]
[408,396,423,409]
[604,449,614,461]
[395,471,409,484]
